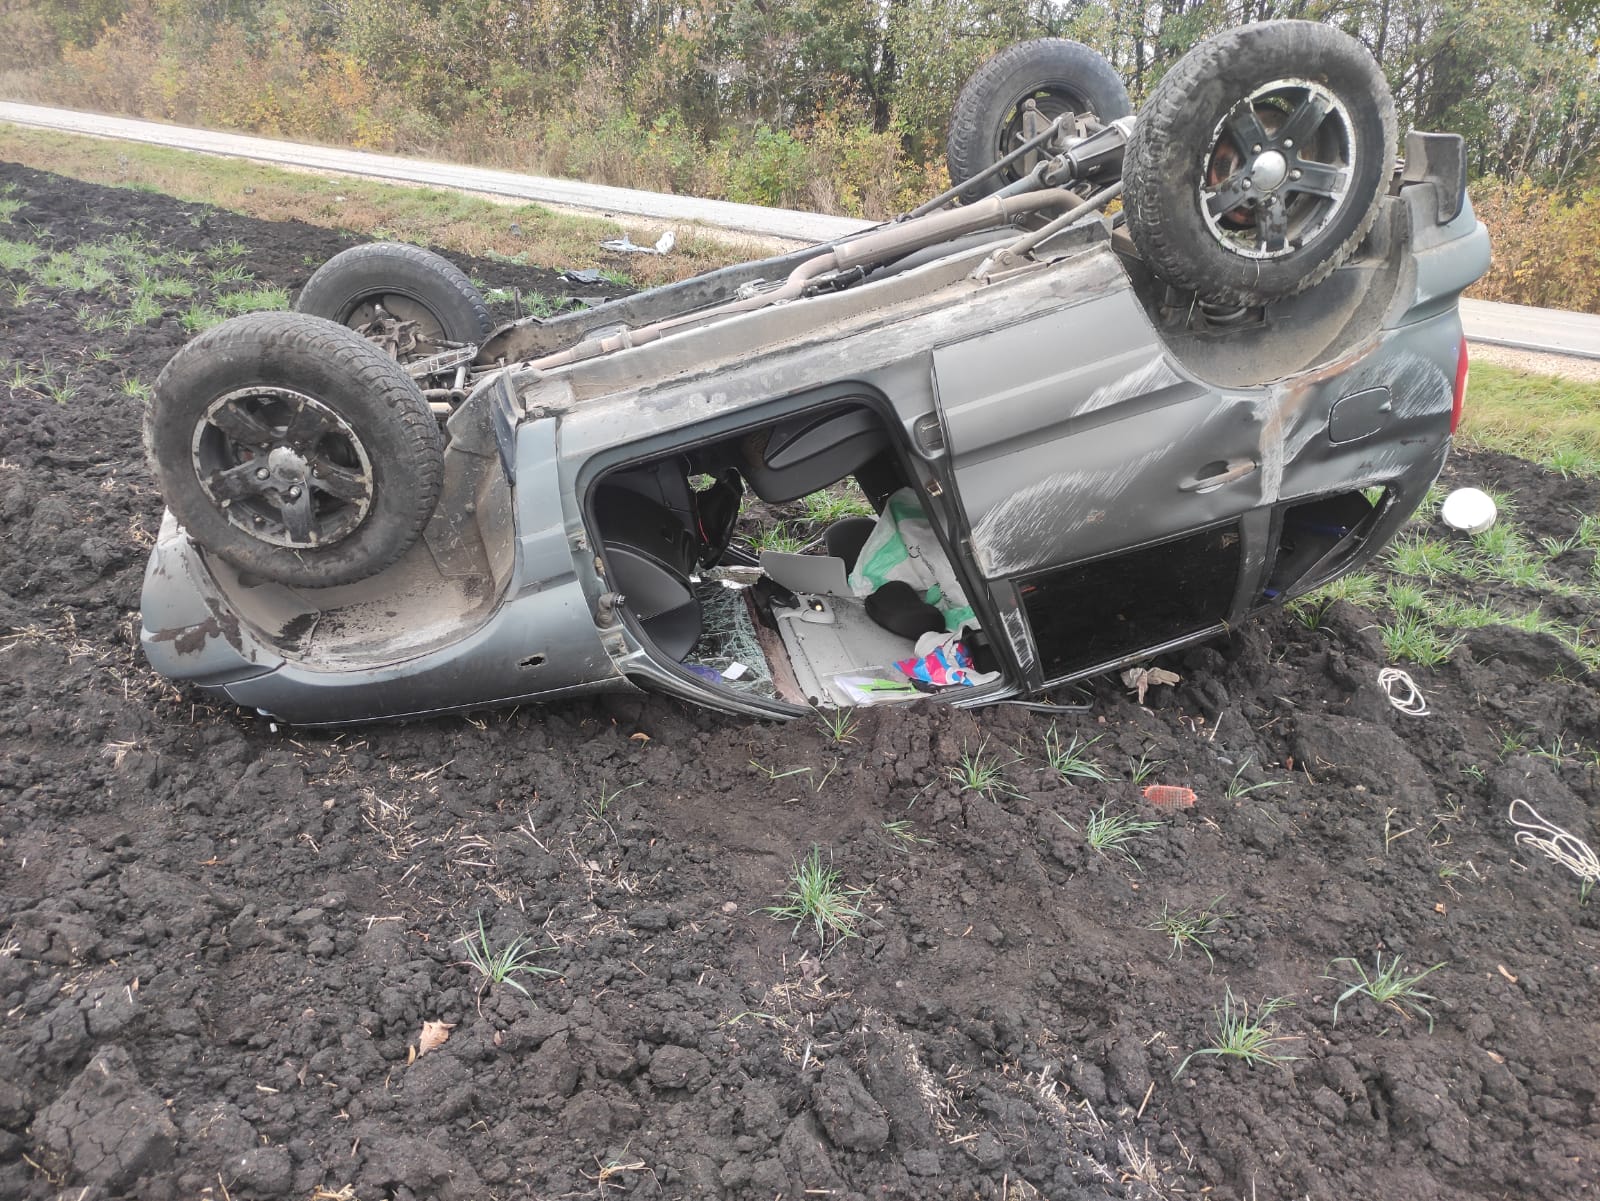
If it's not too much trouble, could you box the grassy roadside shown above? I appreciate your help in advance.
[1458,361,1600,478]
[0,124,760,287]
[1290,362,1600,676]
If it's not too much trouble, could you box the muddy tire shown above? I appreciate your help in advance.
[947,39,1132,200]
[1122,21,1396,307]
[146,311,444,589]
[295,242,493,349]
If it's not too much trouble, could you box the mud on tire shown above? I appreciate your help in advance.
[146,311,445,589]
[1122,20,1397,308]
[947,38,1133,200]
[295,242,493,349]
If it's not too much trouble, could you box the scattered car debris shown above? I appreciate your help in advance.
[1507,798,1599,890]
[599,230,675,255]
[1378,666,1429,715]
[1441,487,1497,533]
[1123,667,1181,705]
[1142,784,1197,809]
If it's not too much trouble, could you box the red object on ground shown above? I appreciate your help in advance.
[1143,784,1197,809]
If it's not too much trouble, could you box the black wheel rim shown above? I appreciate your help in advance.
[1199,78,1356,260]
[191,386,374,549]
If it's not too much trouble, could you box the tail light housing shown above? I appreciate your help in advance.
[1450,334,1469,434]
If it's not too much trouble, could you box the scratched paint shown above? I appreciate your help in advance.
[971,447,1167,577]
[1074,355,1182,417]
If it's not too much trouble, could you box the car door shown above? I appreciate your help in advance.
[933,282,1265,681]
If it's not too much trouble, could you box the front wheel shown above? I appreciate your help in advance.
[146,312,445,588]
[1122,21,1397,307]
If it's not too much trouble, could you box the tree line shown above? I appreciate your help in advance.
[1,1,1597,306]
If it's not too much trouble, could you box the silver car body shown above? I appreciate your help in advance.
[141,159,1489,725]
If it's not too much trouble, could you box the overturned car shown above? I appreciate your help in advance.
[139,22,1489,725]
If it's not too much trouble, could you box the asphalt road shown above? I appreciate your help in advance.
[4,102,1599,360]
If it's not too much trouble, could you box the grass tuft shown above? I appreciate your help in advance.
[1077,804,1162,867]
[1329,953,1444,1031]
[948,738,1020,799]
[1175,988,1297,1077]
[764,846,871,951]
[1040,726,1110,783]
[1147,897,1231,964]
[456,914,558,999]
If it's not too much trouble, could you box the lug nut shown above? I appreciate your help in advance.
[256,467,269,479]
[1252,143,1261,152]
[1284,138,1294,148]
[288,486,302,499]
[1290,169,1302,180]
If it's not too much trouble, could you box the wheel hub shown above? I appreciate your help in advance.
[1250,149,1289,192]
[266,445,309,482]
[192,386,374,550]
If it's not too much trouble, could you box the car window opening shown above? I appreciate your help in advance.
[592,404,1000,709]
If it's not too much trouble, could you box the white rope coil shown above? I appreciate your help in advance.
[1378,667,1429,716]
[1508,798,1600,884]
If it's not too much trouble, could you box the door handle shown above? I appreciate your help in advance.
[1178,459,1258,493]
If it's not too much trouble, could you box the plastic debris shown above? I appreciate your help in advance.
[1142,784,1197,809]
[561,267,606,284]
[895,631,999,688]
[1122,666,1180,704]
[1440,487,1497,533]
[600,231,676,255]
[1378,666,1429,715]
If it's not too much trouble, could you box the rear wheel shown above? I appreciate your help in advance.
[1122,21,1396,307]
[295,242,493,366]
[947,39,1132,200]
[146,311,444,588]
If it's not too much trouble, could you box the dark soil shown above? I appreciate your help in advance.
[2,162,1598,1201]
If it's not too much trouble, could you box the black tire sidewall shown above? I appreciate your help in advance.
[1124,21,1397,306]
[295,243,493,343]
[147,312,445,588]
[948,39,1133,200]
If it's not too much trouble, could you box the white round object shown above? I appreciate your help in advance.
[1440,487,1497,534]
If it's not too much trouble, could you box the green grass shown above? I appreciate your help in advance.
[214,285,291,314]
[764,846,871,951]
[1175,988,1297,1077]
[1459,362,1600,478]
[1379,611,1462,666]
[799,486,874,527]
[948,738,1020,799]
[0,238,40,271]
[1387,534,1473,582]
[747,522,809,555]
[1077,804,1162,867]
[1147,897,1230,964]
[1329,953,1444,1031]
[1224,755,1286,799]
[814,707,858,744]
[456,914,558,998]
[1040,726,1109,783]
[0,125,753,290]
[1127,750,1165,785]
